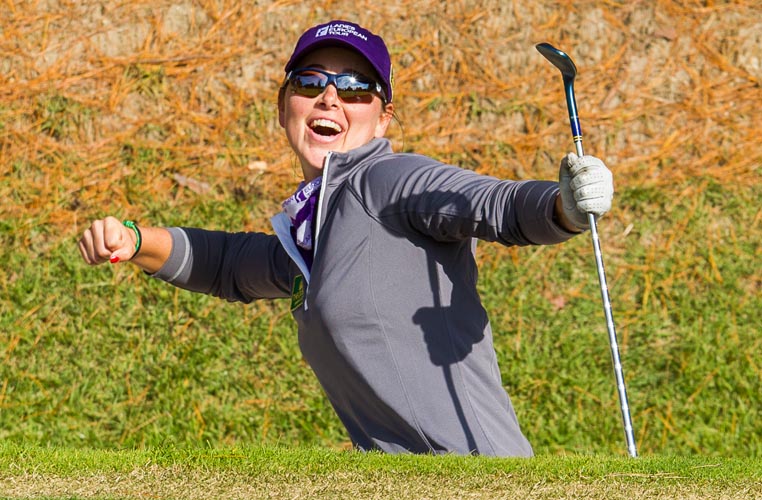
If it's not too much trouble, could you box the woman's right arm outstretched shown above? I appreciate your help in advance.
[78,216,172,274]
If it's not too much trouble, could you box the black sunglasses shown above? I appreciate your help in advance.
[283,67,387,103]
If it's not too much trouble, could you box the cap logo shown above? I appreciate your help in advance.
[315,23,368,42]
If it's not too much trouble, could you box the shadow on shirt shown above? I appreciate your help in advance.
[399,189,491,454]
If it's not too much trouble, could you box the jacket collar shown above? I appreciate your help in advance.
[322,138,392,184]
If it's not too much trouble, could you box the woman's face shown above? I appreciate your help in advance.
[278,46,394,181]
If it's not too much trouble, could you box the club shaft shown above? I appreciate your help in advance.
[564,79,583,155]
[568,92,638,458]
[587,211,638,458]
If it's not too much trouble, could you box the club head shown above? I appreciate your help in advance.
[536,43,577,81]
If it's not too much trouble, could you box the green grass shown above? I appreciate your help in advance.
[1,444,761,499]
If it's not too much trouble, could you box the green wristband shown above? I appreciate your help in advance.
[122,220,142,258]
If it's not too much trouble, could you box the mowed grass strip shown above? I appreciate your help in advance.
[1,445,761,499]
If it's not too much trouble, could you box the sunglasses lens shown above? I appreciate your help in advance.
[290,71,327,97]
[289,69,381,101]
[334,76,374,98]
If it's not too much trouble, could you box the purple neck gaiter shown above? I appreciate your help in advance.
[282,176,322,251]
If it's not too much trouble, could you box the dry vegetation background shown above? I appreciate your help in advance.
[1,0,761,455]
[3,0,760,231]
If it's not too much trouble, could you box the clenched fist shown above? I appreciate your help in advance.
[558,153,614,230]
[78,216,138,265]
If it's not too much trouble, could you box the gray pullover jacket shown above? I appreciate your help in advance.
[154,138,577,456]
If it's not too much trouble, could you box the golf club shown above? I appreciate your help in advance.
[536,42,638,458]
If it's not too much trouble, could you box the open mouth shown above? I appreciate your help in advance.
[310,118,342,137]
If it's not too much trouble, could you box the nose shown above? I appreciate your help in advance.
[317,83,340,106]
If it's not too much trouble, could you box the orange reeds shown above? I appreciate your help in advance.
[0,0,759,239]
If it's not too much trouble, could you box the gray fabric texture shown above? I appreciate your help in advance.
[153,138,577,456]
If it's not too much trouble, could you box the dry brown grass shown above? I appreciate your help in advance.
[1,0,760,238]
[1,469,757,500]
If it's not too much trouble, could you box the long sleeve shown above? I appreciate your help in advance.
[152,227,292,302]
[353,155,577,246]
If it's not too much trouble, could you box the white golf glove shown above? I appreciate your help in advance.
[558,153,614,230]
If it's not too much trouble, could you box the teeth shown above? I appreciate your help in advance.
[310,119,342,133]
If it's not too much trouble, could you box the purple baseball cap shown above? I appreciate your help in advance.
[284,20,393,102]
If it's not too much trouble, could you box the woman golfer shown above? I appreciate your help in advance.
[79,20,614,456]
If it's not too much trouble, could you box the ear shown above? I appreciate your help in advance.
[374,102,395,138]
[277,87,286,128]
